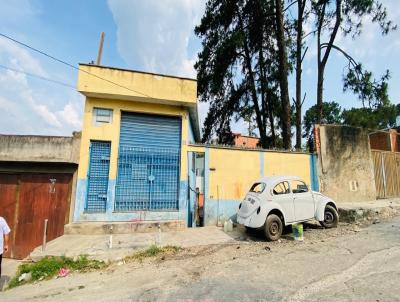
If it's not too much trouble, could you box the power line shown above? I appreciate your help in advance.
[0,32,151,98]
[0,64,76,89]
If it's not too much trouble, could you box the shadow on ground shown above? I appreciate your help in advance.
[227,221,325,243]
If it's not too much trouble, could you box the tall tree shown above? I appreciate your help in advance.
[312,0,396,123]
[294,0,307,149]
[274,0,292,149]
[195,0,290,148]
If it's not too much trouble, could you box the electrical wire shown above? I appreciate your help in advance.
[0,32,152,98]
[0,63,76,89]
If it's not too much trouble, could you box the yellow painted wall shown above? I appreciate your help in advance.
[78,97,190,180]
[264,152,311,186]
[208,149,261,200]
[77,64,197,106]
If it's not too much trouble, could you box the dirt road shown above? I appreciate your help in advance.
[2,218,400,302]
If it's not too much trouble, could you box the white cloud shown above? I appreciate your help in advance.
[0,37,48,77]
[107,0,205,78]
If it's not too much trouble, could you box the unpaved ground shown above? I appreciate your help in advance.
[1,217,400,302]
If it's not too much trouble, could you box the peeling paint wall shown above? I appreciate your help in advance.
[316,124,376,203]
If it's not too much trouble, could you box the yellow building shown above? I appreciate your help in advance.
[74,64,199,223]
[74,64,319,227]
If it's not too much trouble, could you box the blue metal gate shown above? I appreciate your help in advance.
[115,113,181,211]
[85,141,111,212]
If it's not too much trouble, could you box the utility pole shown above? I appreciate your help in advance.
[96,32,105,65]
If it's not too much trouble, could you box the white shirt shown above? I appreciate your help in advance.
[0,217,11,255]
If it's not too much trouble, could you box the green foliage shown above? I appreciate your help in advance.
[342,104,398,129]
[303,101,343,139]
[124,245,180,262]
[7,256,108,289]
[343,64,390,108]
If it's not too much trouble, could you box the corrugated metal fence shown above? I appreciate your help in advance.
[371,150,400,198]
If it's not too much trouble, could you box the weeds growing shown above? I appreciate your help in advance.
[7,255,108,289]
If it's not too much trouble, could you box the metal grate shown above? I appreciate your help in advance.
[115,147,180,211]
[86,141,111,212]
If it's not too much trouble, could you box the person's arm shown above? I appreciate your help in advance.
[4,233,9,253]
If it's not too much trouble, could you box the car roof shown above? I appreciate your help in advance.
[257,175,302,186]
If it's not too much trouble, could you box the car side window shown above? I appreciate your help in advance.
[273,181,290,195]
[291,180,309,194]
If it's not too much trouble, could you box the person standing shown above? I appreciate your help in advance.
[0,216,10,278]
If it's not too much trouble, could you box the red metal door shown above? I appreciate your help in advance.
[0,173,72,259]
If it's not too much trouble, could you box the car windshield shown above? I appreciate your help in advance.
[250,182,266,193]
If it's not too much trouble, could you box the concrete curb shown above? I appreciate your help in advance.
[338,205,400,223]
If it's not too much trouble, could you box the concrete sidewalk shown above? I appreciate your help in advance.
[30,226,241,262]
[29,198,400,262]
[1,259,20,290]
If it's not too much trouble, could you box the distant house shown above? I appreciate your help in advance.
[233,133,260,149]
[369,128,400,152]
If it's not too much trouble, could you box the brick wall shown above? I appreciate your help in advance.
[369,132,391,151]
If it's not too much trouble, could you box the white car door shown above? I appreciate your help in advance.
[290,180,315,221]
[272,181,295,223]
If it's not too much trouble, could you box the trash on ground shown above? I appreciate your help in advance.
[18,272,32,282]
[57,268,70,278]
[292,223,304,241]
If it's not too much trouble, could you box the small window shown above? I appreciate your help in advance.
[291,180,308,194]
[94,108,113,123]
[250,182,266,194]
[273,181,290,195]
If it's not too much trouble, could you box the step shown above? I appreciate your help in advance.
[64,220,186,235]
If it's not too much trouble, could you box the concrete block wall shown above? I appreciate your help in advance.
[0,132,81,164]
[316,124,376,203]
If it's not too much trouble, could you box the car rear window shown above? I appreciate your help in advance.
[250,182,266,193]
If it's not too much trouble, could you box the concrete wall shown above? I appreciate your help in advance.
[316,124,376,203]
[0,133,81,164]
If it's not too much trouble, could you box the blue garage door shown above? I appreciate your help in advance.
[86,141,111,212]
[115,112,181,211]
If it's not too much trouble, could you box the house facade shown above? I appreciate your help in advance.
[73,64,199,224]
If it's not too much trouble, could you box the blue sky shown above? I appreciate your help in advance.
[0,0,399,137]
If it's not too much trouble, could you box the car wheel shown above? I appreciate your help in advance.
[320,205,339,228]
[264,214,283,241]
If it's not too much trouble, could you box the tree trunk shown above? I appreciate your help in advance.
[237,9,268,148]
[317,63,324,123]
[275,0,291,149]
[267,89,276,147]
[295,0,305,149]
[316,0,341,123]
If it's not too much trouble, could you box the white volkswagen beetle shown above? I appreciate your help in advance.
[237,176,339,241]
